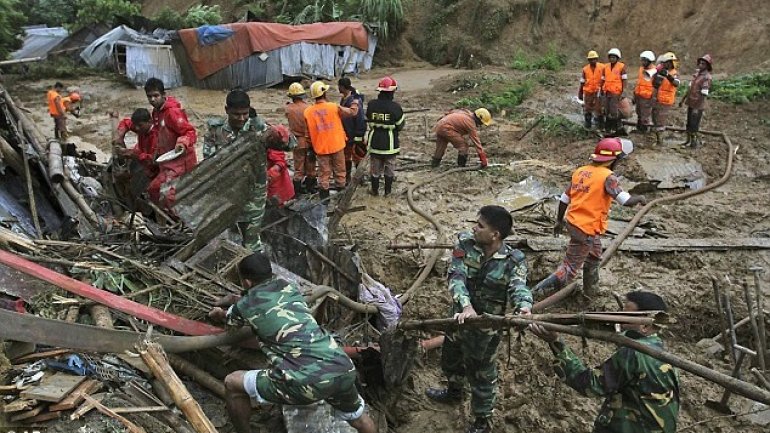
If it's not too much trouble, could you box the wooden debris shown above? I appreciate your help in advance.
[168,354,225,398]
[3,399,38,412]
[138,341,218,433]
[13,348,72,363]
[122,380,196,433]
[0,384,21,395]
[65,305,80,323]
[82,394,147,433]
[71,392,105,420]
[21,410,62,424]
[90,304,115,329]
[21,373,87,402]
[10,405,46,422]
[49,378,102,412]
[110,406,169,414]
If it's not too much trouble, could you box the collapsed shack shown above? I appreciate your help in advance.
[0,84,402,431]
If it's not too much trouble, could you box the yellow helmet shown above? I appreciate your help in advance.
[586,50,599,59]
[309,81,330,99]
[287,82,306,97]
[474,108,493,126]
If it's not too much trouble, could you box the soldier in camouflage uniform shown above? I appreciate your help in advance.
[530,291,680,433]
[202,90,268,252]
[426,205,532,433]
[209,253,376,433]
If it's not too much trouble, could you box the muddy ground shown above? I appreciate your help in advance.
[6,61,770,433]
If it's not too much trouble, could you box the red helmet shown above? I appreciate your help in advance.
[591,138,624,162]
[376,76,398,92]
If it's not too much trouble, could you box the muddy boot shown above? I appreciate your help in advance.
[293,179,304,195]
[653,131,662,147]
[318,188,330,200]
[582,263,600,297]
[532,274,560,299]
[584,113,593,129]
[304,177,318,194]
[370,176,380,196]
[431,157,442,168]
[345,161,353,186]
[457,154,468,167]
[467,417,492,433]
[679,132,692,147]
[384,176,394,196]
[691,132,702,149]
[425,386,462,404]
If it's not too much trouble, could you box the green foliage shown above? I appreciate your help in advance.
[73,0,140,29]
[456,80,533,114]
[710,73,770,104]
[20,0,77,27]
[20,57,96,80]
[538,115,593,139]
[277,0,405,40]
[509,45,566,71]
[153,4,222,29]
[357,0,404,40]
[0,0,25,60]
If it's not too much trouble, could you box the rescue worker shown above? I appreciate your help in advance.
[579,50,604,129]
[530,291,680,433]
[284,83,316,194]
[203,89,267,158]
[431,108,492,168]
[338,77,367,185]
[144,77,197,210]
[209,252,377,433]
[62,91,82,119]
[651,52,680,146]
[47,82,67,139]
[426,205,532,433]
[265,125,295,206]
[679,54,713,149]
[365,76,405,196]
[113,108,157,177]
[111,108,158,214]
[532,138,646,297]
[633,51,657,134]
[303,81,359,200]
[601,48,627,134]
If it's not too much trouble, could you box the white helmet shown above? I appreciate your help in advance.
[640,51,655,62]
[608,48,622,59]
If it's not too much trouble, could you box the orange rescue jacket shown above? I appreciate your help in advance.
[581,63,604,94]
[47,90,64,117]
[634,66,655,99]
[603,62,626,95]
[657,68,678,106]
[566,164,614,235]
[304,101,348,155]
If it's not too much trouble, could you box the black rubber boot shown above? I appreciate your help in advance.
[304,177,318,194]
[384,176,394,196]
[370,176,380,196]
[319,188,330,200]
[431,157,442,168]
[345,161,353,186]
[425,387,462,404]
[457,154,468,167]
[532,274,560,299]
[680,132,692,147]
[598,116,606,132]
[691,133,702,148]
[584,113,592,129]
[293,179,304,195]
[582,262,600,297]
[467,417,491,433]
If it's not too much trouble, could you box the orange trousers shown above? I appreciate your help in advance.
[316,150,346,190]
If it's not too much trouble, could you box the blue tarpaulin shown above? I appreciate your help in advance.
[196,25,234,46]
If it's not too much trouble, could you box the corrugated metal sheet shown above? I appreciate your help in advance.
[635,153,706,189]
[119,42,183,88]
[172,41,282,90]
[80,25,165,69]
[11,27,68,60]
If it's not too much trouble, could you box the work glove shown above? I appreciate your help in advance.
[478,149,488,168]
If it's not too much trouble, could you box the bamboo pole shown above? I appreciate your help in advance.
[398,312,663,331]
[743,280,766,371]
[17,121,42,237]
[750,266,768,371]
[397,316,770,405]
[167,354,225,399]
[137,341,218,433]
[89,304,114,330]
[81,394,147,433]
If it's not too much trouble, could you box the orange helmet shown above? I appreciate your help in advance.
[376,76,398,92]
[591,138,624,162]
[68,92,81,102]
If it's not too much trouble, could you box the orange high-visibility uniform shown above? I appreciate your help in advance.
[657,68,678,105]
[581,63,605,94]
[47,90,65,117]
[603,62,626,95]
[565,164,614,235]
[304,102,348,155]
[634,67,655,99]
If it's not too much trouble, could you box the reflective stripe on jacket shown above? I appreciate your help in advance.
[365,96,405,155]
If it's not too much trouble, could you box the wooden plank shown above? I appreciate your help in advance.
[20,410,62,424]
[110,406,169,414]
[0,384,21,395]
[12,348,71,363]
[82,394,147,433]
[20,373,86,403]
[49,378,102,412]
[71,392,105,420]
[10,405,45,422]
[3,399,38,413]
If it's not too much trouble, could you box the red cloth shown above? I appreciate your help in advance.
[116,118,157,175]
[266,149,294,206]
[151,96,197,209]
[178,22,370,80]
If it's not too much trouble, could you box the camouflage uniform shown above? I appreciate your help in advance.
[549,331,680,433]
[441,231,532,420]
[203,116,268,252]
[227,277,365,419]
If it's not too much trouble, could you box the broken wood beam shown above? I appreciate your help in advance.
[20,410,61,424]
[10,405,46,422]
[138,341,218,433]
[3,399,38,413]
[82,394,148,433]
[47,139,64,183]
[70,392,104,419]
[167,354,226,399]
[109,405,169,414]
[13,348,72,363]
[49,378,102,412]
[90,304,115,330]
[21,373,86,402]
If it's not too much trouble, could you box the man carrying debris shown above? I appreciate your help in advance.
[304,80,359,200]
[209,252,377,433]
[579,50,605,129]
[529,291,680,433]
[203,89,267,158]
[431,108,492,168]
[601,48,627,135]
[144,77,197,209]
[426,205,532,433]
[47,82,67,139]
[339,77,367,185]
[633,51,657,134]
[365,76,405,196]
[679,54,713,149]
[113,108,157,177]
[651,52,680,146]
[532,138,646,297]
[284,83,317,194]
